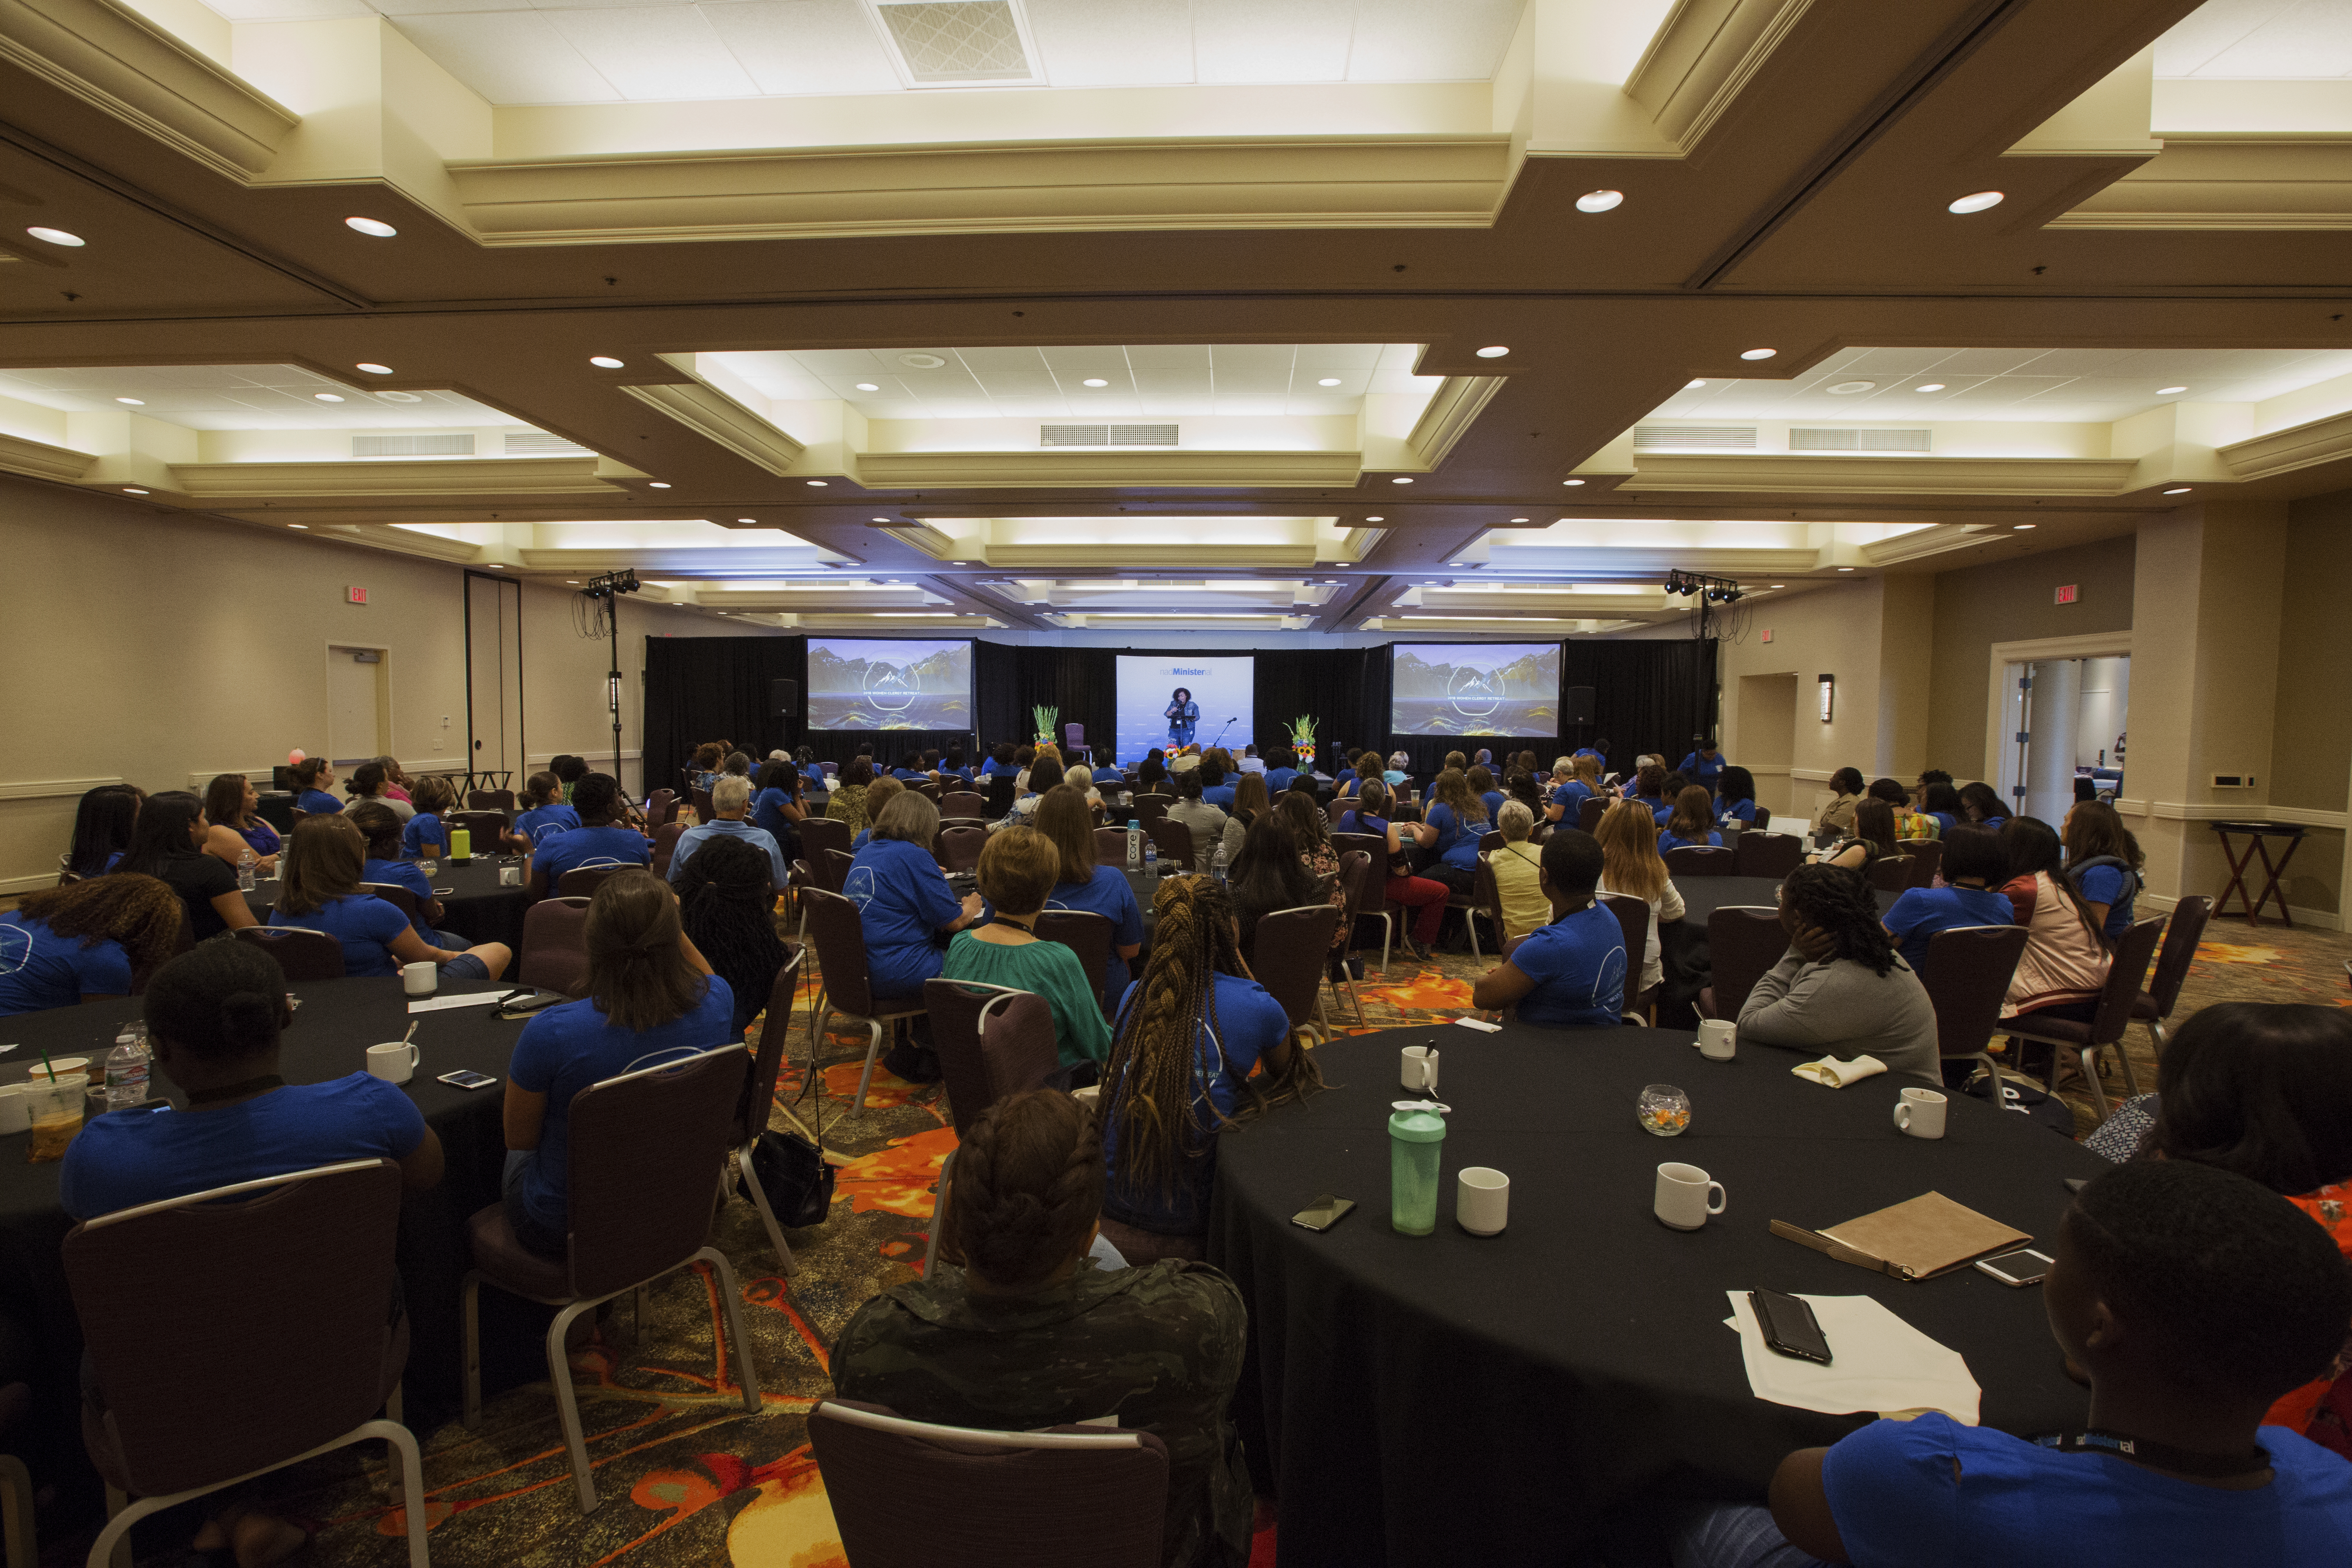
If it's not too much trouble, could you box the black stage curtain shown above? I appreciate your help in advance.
[975,643,1119,761]
[639,636,805,795]
[1561,637,1718,778]
[1252,649,1374,772]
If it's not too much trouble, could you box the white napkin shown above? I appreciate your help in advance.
[1724,1292,1980,1423]
[1790,1054,1887,1088]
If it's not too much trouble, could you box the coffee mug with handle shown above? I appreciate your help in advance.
[402,961,438,998]
[1894,1086,1948,1140]
[1697,1019,1736,1061]
[1401,1045,1439,1095]
[367,1041,420,1085]
[1654,1161,1727,1231]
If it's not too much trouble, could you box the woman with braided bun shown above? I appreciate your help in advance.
[834,1088,1253,1568]
[674,833,788,1037]
[1100,875,1316,1243]
[1737,862,1939,1082]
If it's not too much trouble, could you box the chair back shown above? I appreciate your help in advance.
[65,1160,404,1497]
[938,826,986,873]
[913,780,942,803]
[1248,904,1343,1033]
[924,979,1058,1138]
[810,1399,1168,1568]
[651,820,687,878]
[1734,832,1802,878]
[2143,894,2209,1018]
[804,887,885,1015]
[943,791,986,820]
[1329,833,1390,918]
[1866,854,1913,893]
[1920,924,2030,1058]
[645,788,677,828]
[691,788,715,824]
[518,896,593,996]
[2087,915,2169,1045]
[233,925,346,980]
[557,866,621,900]
[1577,797,1608,834]
[1706,906,1785,1019]
[1475,853,1508,944]
[738,949,806,1145]
[1094,826,1131,865]
[1477,830,1505,852]
[564,1046,750,1299]
[1664,846,1734,878]
[1033,909,1116,1017]
[1064,722,1085,751]
[799,816,854,864]
[1898,837,1943,888]
[358,880,422,924]
[1596,893,1650,1016]
[1129,794,1170,824]
[1754,805,1772,830]
[467,789,516,811]
[450,811,508,849]
[824,847,857,893]
[1146,817,1193,870]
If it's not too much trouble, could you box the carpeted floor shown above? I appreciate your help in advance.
[48,907,2352,1566]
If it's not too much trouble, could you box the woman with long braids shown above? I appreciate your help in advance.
[674,834,788,1036]
[1099,876,1317,1246]
[1736,861,1939,1082]
[834,1088,1253,1568]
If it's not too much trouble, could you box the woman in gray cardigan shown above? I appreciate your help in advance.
[1737,862,1940,1082]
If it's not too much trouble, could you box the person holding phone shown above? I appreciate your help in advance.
[1164,686,1200,748]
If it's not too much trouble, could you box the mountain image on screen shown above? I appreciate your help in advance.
[1389,644,1561,737]
[807,639,973,730]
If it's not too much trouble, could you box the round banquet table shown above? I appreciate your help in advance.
[1208,1022,2107,1567]
[0,977,557,1437]
[243,853,535,961]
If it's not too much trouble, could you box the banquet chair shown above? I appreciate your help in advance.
[1919,924,2031,1091]
[1249,904,1345,1044]
[1034,909,1118,1022]
[0,1383,33,1568]
[1443,875,1488,961]
[555,866,621,900]
[798,817,852,866]
[1329,851,1372,1027]
[822,848,856,894]
[2003,915,2167,1121]
[644,788,677,828]
[1754,806,1773,830]
[449,811,508,852]
[1328,833,1396,971]
[2131,893,2210,1051]
[517,896,592,997]
[1478,830,1505,853]
[232,926,345,981]
[66,1160,426,1568]
[1577,798,1608,834]
[1094,825,1131,864]
[1664,846,1735,878]
[802,888,928,1109]
[1899,838,1943,888]
[1596,893,1653,1022]
[1146,817,1194,871]
[1866,855,1914,893]
[650,821,686,880]
[937,826,986,873]
[809,1399,1168,1568]
[1129,794,1171,824]
[730,949,808,1274]
[1698,907,1784,1021]
[919,981,1058,1274]
[466,789,515,812]
[462,1048,761,1513]
[1733,833,1802,879]
[942,791,987,820]
[359,881,423,927]
[690,788,715,824]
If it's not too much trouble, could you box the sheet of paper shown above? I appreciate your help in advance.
[405,992,506,1015]
[1724,1291,1980,1424]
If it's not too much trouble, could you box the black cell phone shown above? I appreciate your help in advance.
[1973,1247,2054,1287]
[1291,1194,1357,1232]
[437,1069,499,1090]
[1751,1290,1833,1365]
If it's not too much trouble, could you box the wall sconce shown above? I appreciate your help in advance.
[1817,674,1835,722]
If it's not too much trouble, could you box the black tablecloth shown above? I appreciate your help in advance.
[244,856,535,962]
[0,978,549,1434]
[1209,1024,2105,1566]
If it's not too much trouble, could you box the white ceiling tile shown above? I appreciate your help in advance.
[785,348,894,376]
[541,7,761,98]
[369,0,533,17]
[1127,344,1214,396]
[2155,0,2291,76]
[388,13,621,102]
[701,0,905,94]
[198,0,371,18]
[1346,0,1522,82]
[1192,0,1351,84]
[1025,0,1194,86]
[2184,0,2352,77]
[2003,348,2135,377]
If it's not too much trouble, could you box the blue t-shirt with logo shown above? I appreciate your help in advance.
[2074,862,2138,942]
[401,812,449,859]
[296,789,342,815]
[363,856,439,940]
[268,893,411,977]
[1658,827,1724,852]
[844,837,963,996]
[1044,864,1147,1004]
[1883,884,2015,970]
[668,820,788,889]
[1264,767,1300,794]
[1717,798,1758,826]
[514,803,581,846]
[750,788,797,842]
[1678,751,1726,790]
[1425,803,1484,870]
[0,912,131,1016]
[534,825,653,888]
[1508,903,1626,1028]
[60,1075,426,1221]
[1551,780,1595,816]
[506,981,735,1238]
[1101,970,1289,1234]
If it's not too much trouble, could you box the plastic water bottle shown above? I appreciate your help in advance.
[237,847,257,891]
[1144,838,1158,875]
[1212,842,1229,884]
[105,1022,151,1110]
[1127,820,1143,870]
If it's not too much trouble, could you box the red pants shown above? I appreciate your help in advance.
[1385,875,1448,947]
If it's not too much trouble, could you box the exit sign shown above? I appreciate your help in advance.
[1761,628,1774,643]
[346,586,369,604]
[2054,584,2078,605]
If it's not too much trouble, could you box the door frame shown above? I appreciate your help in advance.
[1984,631,2132,804]
[323,641,393,763]
[462,570,526,788]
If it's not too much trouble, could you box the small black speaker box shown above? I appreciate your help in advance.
[1564,686,1597,725]
[771,677,799,717]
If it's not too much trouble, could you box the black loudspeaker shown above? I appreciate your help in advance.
[770,677,799,718]
[1564,686,1596,726]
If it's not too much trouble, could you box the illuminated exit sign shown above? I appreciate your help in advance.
[2053,584,2078,605]
[347,586,369,604]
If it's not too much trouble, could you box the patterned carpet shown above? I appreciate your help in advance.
[51,907,2352,1567]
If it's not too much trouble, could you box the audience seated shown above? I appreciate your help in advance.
[1547,754,1603,823]
[1263,750,1300,794]
[530,773,654,899]
[552,753,590,805]
[1422,768,1490,897]
[1334,780,1447,953]
[834,1089,1252,1568]
[270,815,510,979]
[844,792,982,998]
[940,826,1111,1071]
[1002,760,1061,827]
[0,875,182,1017]
[824,758,876,832]
[847,776,903,851]
[1864,775,1933,840]
[1998,817,2111,1027]
[114,791,257,940]
[1227,812,1317,958]
[1812,800,1899,871]
[1958,779,2009,831]
[288,757,341,815]
[978,741,1016,780]
[1332,749,1380,803]
[1657,785,1722,852]
[1715,766,1759,828]
[1033,786,1145,1003]
[1488,801,1550,943]
[1167,771,1229,863]
[202,773,281,875]
[1595,799,1685,997]
[1470,830,1626,1028]
[1813,767,1864,840]
[668,775,788,891]
[1677,1160,2352,1568]
[1271,794,1348,953]
[399,775,458,859]
[689,742,724,793]
[64,784,141,879]
[376,756,416,805]
[675,833,788,1038]
[341,759,413,823]
[2064,800,2144,943]
[501,871,731,1256]
[1920,780,1964,835]
[1882,825,2013,968]
[1197,756,1236,810]
[1217,773,1273,863]
[1626,761,1668,815]
[512,771,580,850]
[751,761,806,853]
[350,803,470,950]
[1737,862,1938,1081]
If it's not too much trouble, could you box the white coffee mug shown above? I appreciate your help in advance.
[1655,1162,1727,1231]
[401,961,438,997]
[1894,1087,1949,1140]
[0,1085,28,1135]
[498,863,523,886]
[367,1042,419,1085]
[1697,1019,1737,1061]
[1401,1045,1439,1094]
[1457,1167,1509,1236]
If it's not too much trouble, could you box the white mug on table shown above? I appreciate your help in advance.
[1457,1167,1509,1236]
[1655,1162,1726,1230]
[1696,1020,1736,1061]
[401,961,437,997]
[1894,1087,1948,1139]
[1401,1045,1439,1094]
[367,1041,419,1085]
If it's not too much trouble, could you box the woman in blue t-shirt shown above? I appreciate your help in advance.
[350,803,475,951]
[1472,831,1627,1028]
[63,784,141,880]
[1959,780,2009,835]
[511,771,580,852]
[1422,768,1490,896]
[288,757,341,816]
[1715,765,1760,828]
[2063,800,2144,944]
[843,792,984,996]
[1033,786,1145,1004]
[1881,824,2013,969]
[1921,781,1964,837]
[1657,786,1724,852]
[502,871,733,1255]
[0,874,183,1017]
[751,760,806,860]
[399,776,458,860]
[202,773,281,875]
[529,774,654,898]
[1100,875,1313,1241]
[269,815,509,980]
[1468,764,1506,823]
[1334,779,1448,952]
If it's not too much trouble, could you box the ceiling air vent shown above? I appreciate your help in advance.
[352,434,473,457]
[1040,423,1179,448]
[877,2,1032,82]
[1633,425,1757,451]
[503,432,592,457]
[1791,427,1933,452]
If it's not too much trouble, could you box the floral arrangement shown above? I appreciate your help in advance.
[1032,704,1059,746]
[1287,715,1318,769]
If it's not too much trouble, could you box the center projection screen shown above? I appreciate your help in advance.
[806,639,973,731]
[1115,655,1255,762]
[1389,644,1563,737]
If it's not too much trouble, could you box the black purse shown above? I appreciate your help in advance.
[746,1126,835,1229]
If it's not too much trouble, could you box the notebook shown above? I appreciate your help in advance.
[1771,1192,2032,1281]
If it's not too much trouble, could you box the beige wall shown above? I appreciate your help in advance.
[0,478,783,892]
[2265,489,2352,917]
[1924,533,2138,782]
[1717,576,1921,824]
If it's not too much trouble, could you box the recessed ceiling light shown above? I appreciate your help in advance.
[566,579,580,584]
[1915,383,1946,392]
[1686,379,1706,390]
[899,353,946,369]
[313,393,343,403]
[1475,346,1510,359]
[1827,380,1877,394]
[486,562,504,569]
[1837,566,1853,572]
[27,227,84,247]
[374,390,421,403]
[807,479,829,487]
[1947,191,2004,214]
[648,481,671,488]
[1510,516,1528,522]
[1082,378,1109,388]
[2013,523,2036,529]
[590,356,625,369]
[122,486,148,494]
[871,516,891,522]
[1769,584,1784,589]
[1740,348,1777,361]
[1363,515,1384,522]
[2158,385,2188,395]
[855,382,880,391]
[1563,478,1586,486]
[1317,377,1342,387]
[1576,189,1624,213]
[288,523,307,529]
[356,363,393,375]
[737,517,756,523]
[114,397,143,406]
[2163,486,2193,495]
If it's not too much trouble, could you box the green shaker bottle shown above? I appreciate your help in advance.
[1389,1100,1451,1235]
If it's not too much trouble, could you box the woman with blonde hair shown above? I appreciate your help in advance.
[1594,798,1685,1002]
[843,790,982,997]
[850,775,904,851]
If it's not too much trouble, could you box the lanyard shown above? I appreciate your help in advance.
[2033,1430,2272,1479]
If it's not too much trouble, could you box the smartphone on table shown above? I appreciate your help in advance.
[1750,1289,1833,1365]
[1973,1248,2053,1287]
[437,1069,499,1091]
[1292,1194,1357,1232]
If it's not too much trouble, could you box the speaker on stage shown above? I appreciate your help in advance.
[1564,686,1596,726]
[770,677,799,718]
